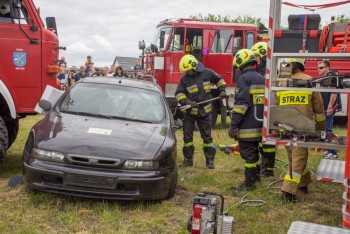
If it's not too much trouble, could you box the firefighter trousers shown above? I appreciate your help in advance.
[183,113,213,148]
[239,141,260,169]
[281,146,311,195]
[259,143,276,172]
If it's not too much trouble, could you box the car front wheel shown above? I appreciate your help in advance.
[167,165,178,199]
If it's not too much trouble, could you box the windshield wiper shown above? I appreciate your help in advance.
[60,110,155,123]
[70,111,114,119]
[111,116,154,123]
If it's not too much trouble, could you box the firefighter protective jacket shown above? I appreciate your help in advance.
[276,69,326,131]
[230,67,265,141]
[175,68,226,116]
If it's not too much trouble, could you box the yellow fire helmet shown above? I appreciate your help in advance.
[286,58,305,71]
[179,54,198,72]
[251,42,267,58]
[233,49,256,68]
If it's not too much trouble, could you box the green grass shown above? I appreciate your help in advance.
[0,115,348,233]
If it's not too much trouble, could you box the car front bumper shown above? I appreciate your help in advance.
[23,159,175,200]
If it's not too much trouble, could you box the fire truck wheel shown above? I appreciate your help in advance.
[0,116,9,160]
[211,101,219,129]
[167,165,178,199]
[6,119,19,149]
[0,147,5,161]
[220,105,227,128]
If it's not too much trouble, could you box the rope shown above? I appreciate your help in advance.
[283,1,350,10]
[213,130,240,155]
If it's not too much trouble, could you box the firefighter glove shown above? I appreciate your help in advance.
[228,127,238,140]
[189,101,198,108]
[219,91,227,99]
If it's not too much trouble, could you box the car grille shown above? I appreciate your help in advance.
[67,154,121,168]
[64,173,117,189]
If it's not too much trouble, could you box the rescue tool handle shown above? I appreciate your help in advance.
[179,97,221,111]
[254,95,264,122]
[179,94,233,112]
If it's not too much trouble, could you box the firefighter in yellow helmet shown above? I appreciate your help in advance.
[277,58,325,202]
[228,49,265,191]
[251,41,276,178]
[251,41,268,76]
[175,54,227,169]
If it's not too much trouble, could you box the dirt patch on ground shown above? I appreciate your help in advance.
[170,185,196,207]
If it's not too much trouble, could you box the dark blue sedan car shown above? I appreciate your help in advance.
[23,77,178,200]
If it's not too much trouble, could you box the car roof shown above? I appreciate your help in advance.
[80,77,160,92]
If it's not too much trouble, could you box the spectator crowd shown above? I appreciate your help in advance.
[57,55,143,90]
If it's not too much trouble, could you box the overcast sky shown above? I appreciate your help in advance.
[34,0,350,68]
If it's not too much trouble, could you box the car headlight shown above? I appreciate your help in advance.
[31,148,64,162]
[123,160,159,170]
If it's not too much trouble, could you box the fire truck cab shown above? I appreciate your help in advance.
[141,18,258,127]
[0,0,61,159]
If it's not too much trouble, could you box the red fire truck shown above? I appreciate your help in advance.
[140,18,259,127]
[0,0,61,159]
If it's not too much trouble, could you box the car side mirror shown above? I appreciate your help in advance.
[46,17,58,35]
[39,99,52,112]
[159,31,165,49]
[11,0,21,19]
[139,40,145,50]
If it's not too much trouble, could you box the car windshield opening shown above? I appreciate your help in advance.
[59,83,165,123]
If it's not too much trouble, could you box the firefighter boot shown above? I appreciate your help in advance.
[298,186,308,195]
[182,146,194,167]
[255,164,261,182]
[231,167,258,191]
[204,147,216,169]
[260,168,274,177]
[260,150,275,177]
[282,191,297,203]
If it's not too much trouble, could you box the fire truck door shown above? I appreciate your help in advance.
[0,2,42,113]
[203,29,234,86]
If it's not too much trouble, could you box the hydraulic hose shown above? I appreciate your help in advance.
[319,25,329,52]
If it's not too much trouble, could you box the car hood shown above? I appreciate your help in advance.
[35,112,168,160]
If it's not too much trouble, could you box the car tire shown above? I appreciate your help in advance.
[167,165,178,199]
[0,116,9,160]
